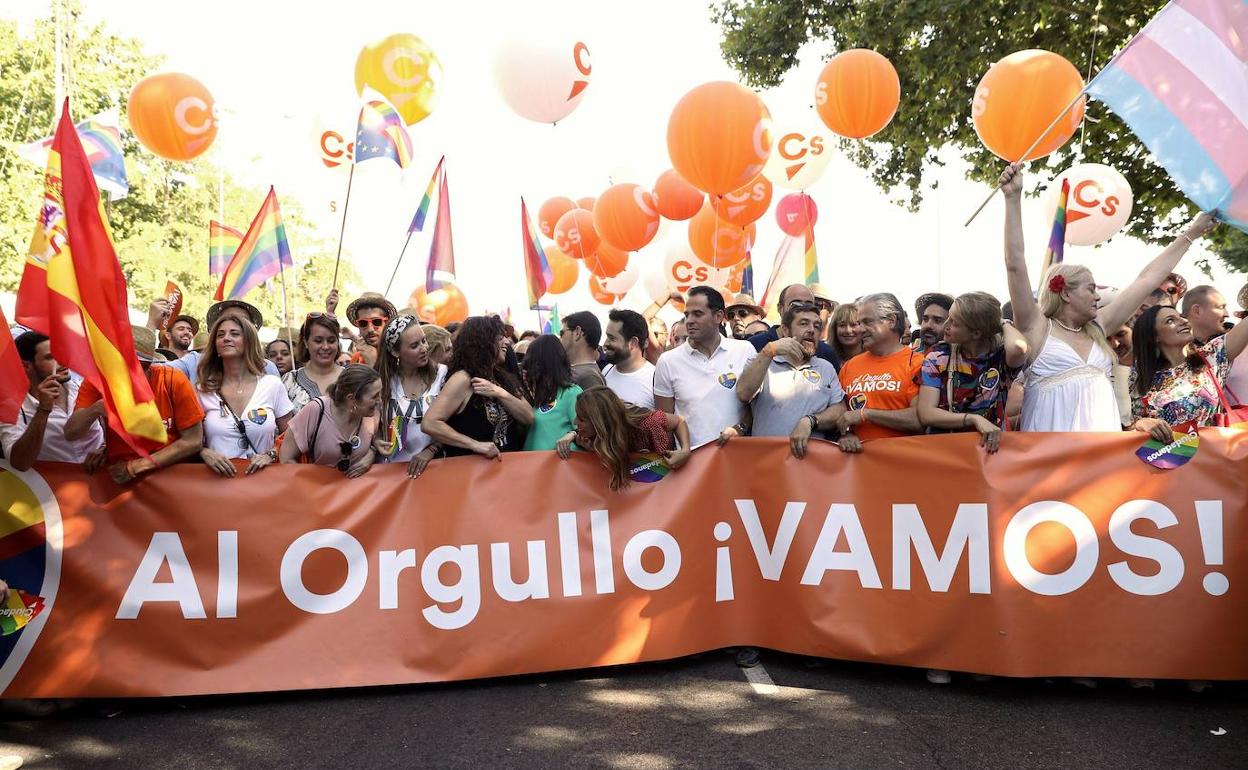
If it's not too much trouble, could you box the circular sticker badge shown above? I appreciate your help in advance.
[628,452,672,483]
[1135,421,1200,470]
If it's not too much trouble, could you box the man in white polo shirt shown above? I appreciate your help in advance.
[602,309,656,408]
[654,286,757,448]
[1,331,104,471]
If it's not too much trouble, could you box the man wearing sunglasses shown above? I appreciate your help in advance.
[725,293,765,340]
[747,284,842,370]
[327,290,396,367]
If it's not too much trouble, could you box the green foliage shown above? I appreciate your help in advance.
[713,0,1248,273]
[0,10,357,332]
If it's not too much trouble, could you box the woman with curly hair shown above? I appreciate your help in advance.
[557,386,691,491]
[422,316,534,459]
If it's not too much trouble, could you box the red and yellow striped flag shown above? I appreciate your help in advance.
[18,101,166,451]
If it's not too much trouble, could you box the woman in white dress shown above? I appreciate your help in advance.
[374,315,448,478]
[1001,164,1218,431]
[196,316,293,476]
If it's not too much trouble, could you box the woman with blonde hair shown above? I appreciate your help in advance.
[827,302,863,364]
[556,386,691,491]
[916,291,1028,452]
[196,315,293,476]
[422,323,453,366]
[1000,164,1217,431]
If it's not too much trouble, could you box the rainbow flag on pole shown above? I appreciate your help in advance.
[426,164,456,291]
[215,187,293,301]
[17,110,129,199]
[355,100,413,169]
[209,221,244,277]
[521,198,554,308]
[1039,177,1070,288]
[1086,0,1248,233]
[18,100,166,451]
[409,156,444,233]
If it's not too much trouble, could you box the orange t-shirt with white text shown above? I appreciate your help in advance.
[837,348,922,440]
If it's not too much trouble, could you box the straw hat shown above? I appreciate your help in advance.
[725,293,764,315]
[131,326,162,363]
[206,299,263,329]
[346,292,397,322]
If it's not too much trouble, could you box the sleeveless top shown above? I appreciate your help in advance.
[1020,321,1120,432]
[442,393,526,457]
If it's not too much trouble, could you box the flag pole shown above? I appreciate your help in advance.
[384,230,414,300]
[278,247,294,362]
[962,89,1088,227]
[331,163,356,288]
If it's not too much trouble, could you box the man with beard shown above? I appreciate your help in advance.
[736,302,859,458]
[747,284,841,368]
[725,294,765,339]
[836,293,923,441]
[338,291,397,367]
[912,293,953,354]
[154,299,281,379]
[167,315,198,359]
[1,332,105,470]
[602,309,655,408]
[559,310,608,390]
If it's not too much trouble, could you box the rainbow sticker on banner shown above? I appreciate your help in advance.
[1136,421,1199,470]
[629,452,671,483]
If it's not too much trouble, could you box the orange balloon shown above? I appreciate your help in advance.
[553,208,600,259]
[538,197,576,239]
[408,283,469,326]
[709,175,773,227]
[592,184,660,251]
[576,196,597,211]
[653,169,704,221]
[588,275,623,306]
[586,243,629,279]
[687,201,754,268]
[725,260,748,294]
[546,246,579,295]
[973,49,1086,161]
[127,72,218,161]
[667,81,773,195]
[815,49,900,140]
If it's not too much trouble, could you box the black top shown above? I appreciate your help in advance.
[747,326,841,371]
[441,394,526,457]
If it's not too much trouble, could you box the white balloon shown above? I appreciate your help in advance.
[1045,163,1134,246]
[601,261,640,295]
[494,38,592,124]
[643,268,670,304]
[762,125,833,190]
[664,238,730,293]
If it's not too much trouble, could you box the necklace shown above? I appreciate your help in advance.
[1054,318,1085,333]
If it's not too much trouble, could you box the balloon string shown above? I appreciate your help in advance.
[1079,0,1103,158]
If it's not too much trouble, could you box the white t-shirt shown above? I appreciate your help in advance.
[0,379,103,463]
[383,365,448,462]
[1226,353,1248,407]
[603,361,656,409]
[653,336,756,447]
[198,374,293,458]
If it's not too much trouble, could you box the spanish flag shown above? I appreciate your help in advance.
[17,101,166,451]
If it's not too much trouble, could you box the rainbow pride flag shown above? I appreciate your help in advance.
[521,198,554,308]
[803,230,819,285]
[209,221,244,276]
[409,157,444,233]
[740,253,755,297]
[425,164,456,291]
[17,110,128,199]
[1,587,44,636]
[214,187,293,301]
[1039,177,1070,287]
[355,100,413,169]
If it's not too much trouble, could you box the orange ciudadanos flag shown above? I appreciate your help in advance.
[18,101,166,452]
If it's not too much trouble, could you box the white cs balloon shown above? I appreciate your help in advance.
[1046,163,1134,246]
[762,126,832,190]
[664,239,730,294]
[643,268,671,304]
[601,261,640,295]
[494,38,592,124]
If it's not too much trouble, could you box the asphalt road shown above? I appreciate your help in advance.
[2,654,1244,769]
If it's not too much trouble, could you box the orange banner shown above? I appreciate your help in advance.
[2,431,1246,698]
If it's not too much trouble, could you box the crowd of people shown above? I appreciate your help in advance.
[3,165,1246,686]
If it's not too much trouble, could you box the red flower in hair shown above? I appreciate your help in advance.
[1048,275,1067,293]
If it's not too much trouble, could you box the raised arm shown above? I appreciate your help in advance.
[1098,212,1218,332]
[1000,164,1042,337]
[1003,321,1028,369]
[1224,315,1248,362]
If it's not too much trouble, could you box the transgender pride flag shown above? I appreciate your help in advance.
[1086,0,1248,231]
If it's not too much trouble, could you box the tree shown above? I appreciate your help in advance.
[713,0,1248,273]
[0,9,359,331]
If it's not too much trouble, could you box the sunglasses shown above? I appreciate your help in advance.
[726,309,756,320]
[1164,286,1180,296]
[336,436,361,472]
[355,317,388,330]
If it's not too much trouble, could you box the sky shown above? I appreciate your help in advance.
[5,0,1245,330]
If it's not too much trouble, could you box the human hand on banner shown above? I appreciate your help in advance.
[344,449,376,479]
[245,451,276,475]
[325,289,341,315]
[789,418,813,459]
[716,425,741,447]
[84,446,108,475]
[999,163,1024,199]
[555,431,576,459]
[970,415,1002,453]
[836,410,863,435]
[473,441,501,460]
[1133,417,1174,445]
[837,434,862,453]
[663,446,691,469]
[407,447,437,479]
[201,448,238,477]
